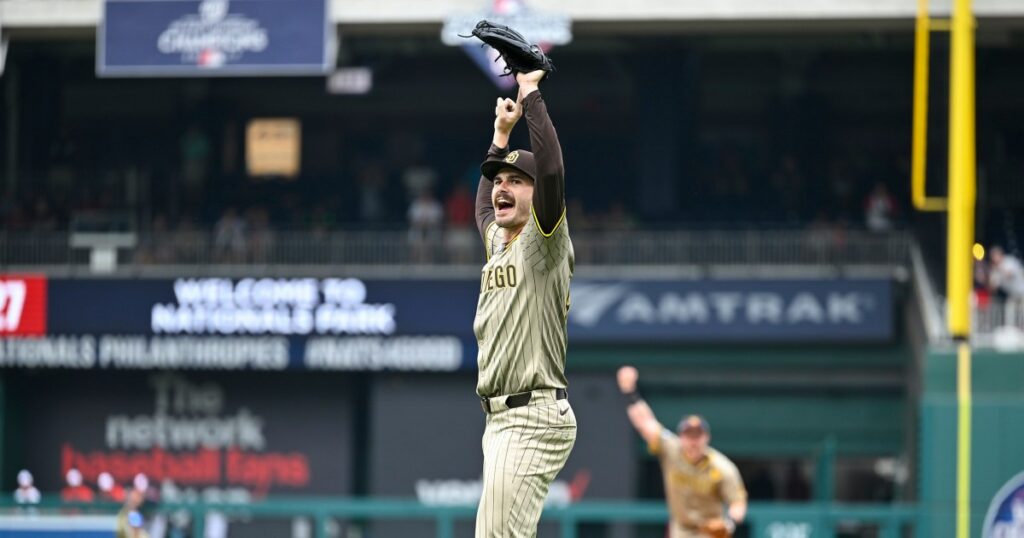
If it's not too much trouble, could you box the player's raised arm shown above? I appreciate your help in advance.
[476,97,522,241]
[517,71,565,235]
[617,366,665,449]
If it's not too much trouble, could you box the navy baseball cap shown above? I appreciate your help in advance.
[481,149,537,182]
[677,415,710,435]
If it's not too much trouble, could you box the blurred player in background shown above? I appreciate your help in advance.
[617,366,747,538]
[116,487,150,538]
[472,69,576,537]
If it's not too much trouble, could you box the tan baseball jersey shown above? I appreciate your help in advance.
[472,89,577,538]
[473,214,573,397]
[649,429,747,538]
[473,90,573,399]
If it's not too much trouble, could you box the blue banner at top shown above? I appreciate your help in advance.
[567,279,893,342]
[98,0,333,77]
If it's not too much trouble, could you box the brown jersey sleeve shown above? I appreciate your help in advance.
[522,91,565,235]
[476,143,509,241]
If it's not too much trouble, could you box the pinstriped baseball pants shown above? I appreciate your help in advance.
[475,391,577,538]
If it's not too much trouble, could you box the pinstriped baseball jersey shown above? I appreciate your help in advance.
[649,429,746,536]
[474,211,573,398]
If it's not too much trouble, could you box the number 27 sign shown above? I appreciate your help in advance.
[0,276,47,336]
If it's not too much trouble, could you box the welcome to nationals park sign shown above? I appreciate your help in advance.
[0,275,476,372]
[0,274,894,373]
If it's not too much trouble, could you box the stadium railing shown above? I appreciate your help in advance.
[0,498,920,538]
[0,229,913,270]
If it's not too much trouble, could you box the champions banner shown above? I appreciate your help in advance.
[98,0,333,76]
[0,276,894,372]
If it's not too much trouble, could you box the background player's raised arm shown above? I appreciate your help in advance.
[617,366,665,448]
[475,97,521,240]
[517,70,565,235]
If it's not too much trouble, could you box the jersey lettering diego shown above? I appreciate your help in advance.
[473,209,573,397]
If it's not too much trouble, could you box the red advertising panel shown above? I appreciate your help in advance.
[0,275,47,336]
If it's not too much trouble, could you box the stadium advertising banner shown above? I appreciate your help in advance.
[98,0,333,76]
[18,371,355,500]
[367,373,634,538]
[0,275,478,372]
[568,278,893,342]
[0,275,893,372]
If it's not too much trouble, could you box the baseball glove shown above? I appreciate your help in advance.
[467,20,555,78]
[700,518,734,538]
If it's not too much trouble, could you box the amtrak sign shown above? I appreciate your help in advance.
[568,279,892,342]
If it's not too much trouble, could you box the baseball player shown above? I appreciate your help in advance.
[617,366,747,538]
[473,69,576,537]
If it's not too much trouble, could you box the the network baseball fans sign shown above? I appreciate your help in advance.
[98,0,333,76]
[19,371,354,500]
[0,275,893,372]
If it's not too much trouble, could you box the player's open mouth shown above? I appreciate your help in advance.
[496,198,515,213]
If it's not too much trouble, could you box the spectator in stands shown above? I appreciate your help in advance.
[444,182,477,263]
[987,246,1024,326]
[864,182,896,232]
[807,211,847,260]
[356,162,389,223]
[14,469,41,505]
[402,164,438,201]
[61,468,95,503]
[134,214,175,264]
[213,207,247,263]
[246,206,274,264]
[407,188,444,263]
[98,472,126,503]
[133,473,158,503]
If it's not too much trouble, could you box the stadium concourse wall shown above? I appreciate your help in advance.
[918,348,1024,538]
[0,272,914,537]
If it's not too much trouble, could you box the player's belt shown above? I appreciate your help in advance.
[480,388,567,414]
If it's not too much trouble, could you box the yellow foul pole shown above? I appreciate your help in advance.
[912,0,947,211]
[947,0,976,536]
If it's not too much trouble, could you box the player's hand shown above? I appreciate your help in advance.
[516,70,544,98]
[516,70,545,86]
[700,518,733,538]
[617,366,639,394]
[494,97,522,134]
